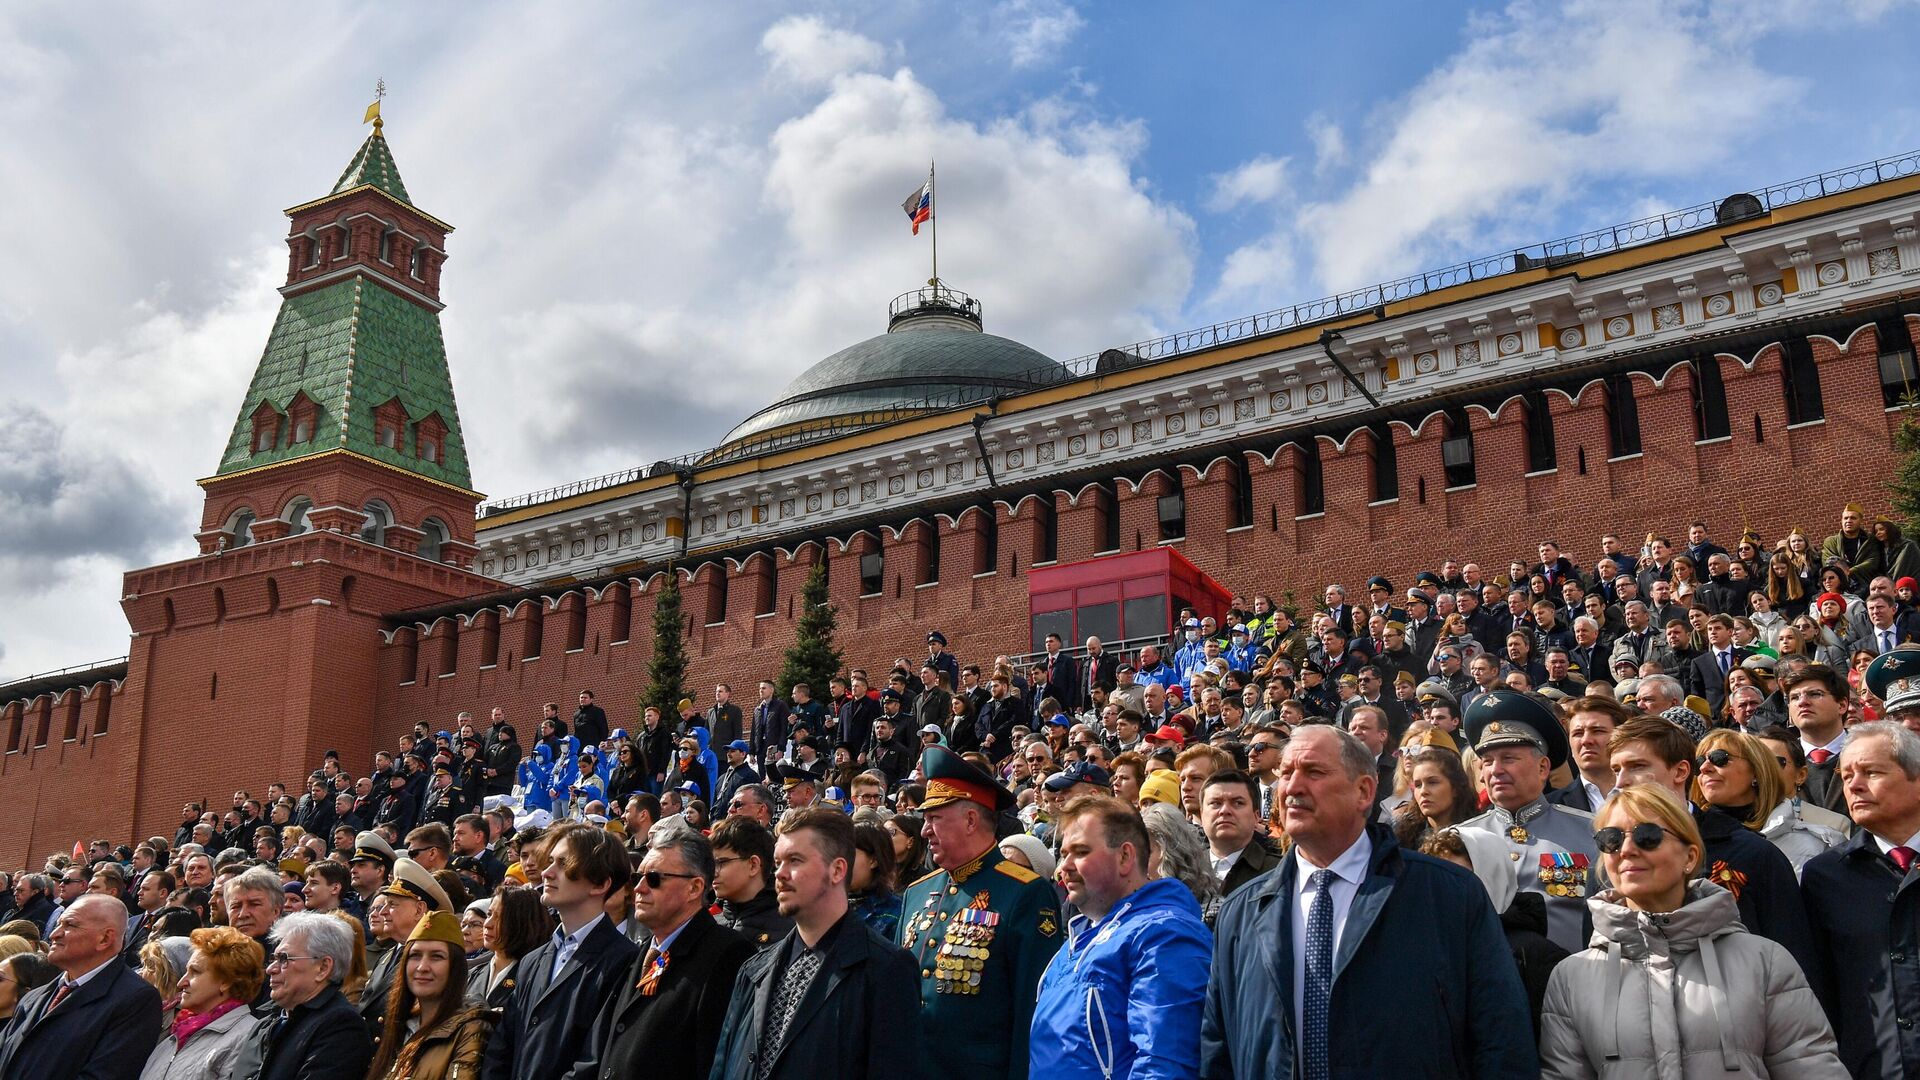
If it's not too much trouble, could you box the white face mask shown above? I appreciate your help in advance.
[1185,631,1200,642]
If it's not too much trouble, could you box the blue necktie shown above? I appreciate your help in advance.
[1303,869,1334,1080]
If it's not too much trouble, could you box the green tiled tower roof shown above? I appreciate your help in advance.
[216,277,472,488]
[331,127,410,204]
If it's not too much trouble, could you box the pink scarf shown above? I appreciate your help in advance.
[172,998,244,1046]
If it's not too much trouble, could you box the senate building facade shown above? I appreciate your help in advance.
[1,117,1916,865]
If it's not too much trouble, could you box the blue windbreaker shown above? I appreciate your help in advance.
[1029,876,1212,1079]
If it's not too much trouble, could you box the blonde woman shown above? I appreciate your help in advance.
[1691,729,1843,875]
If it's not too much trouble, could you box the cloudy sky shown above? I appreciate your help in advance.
[2,0,1917,679]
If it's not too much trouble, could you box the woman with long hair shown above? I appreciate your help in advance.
[1875,518,1920,581]
[946,694,978,756]
[1392,747,1479,850]
[466,884,552,1008]
[1689,729,1843,876]
[0,952,56,1023]
[368,911,494,1080]
[849,823,902,940]
[1140,801,1224,924]
[883,812,932,883]
[140,926,263,1080]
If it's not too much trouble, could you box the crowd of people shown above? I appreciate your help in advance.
[3,505,1920,1078]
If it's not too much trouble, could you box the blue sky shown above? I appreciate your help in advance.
[0,0,1917,677]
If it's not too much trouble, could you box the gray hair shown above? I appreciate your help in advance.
[1638,674,1684,706]
[1139,803,1220,906]
[20,874,50,896]
[223,866,286,912]
[734,784,773,809]
[1297,723,1379,781]
[1573,616,1599,633]
[653,830,715,885]
[1845,721,1920,780]
[1623,600,1648,614]
[273,911,354,985]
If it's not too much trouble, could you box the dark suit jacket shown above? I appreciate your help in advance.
[1220,835,1282,898]
[1082,650,1119,700]
[1802,751,1850,819]
[580,911,754,1080]
[356,941,400,1037]
[226,986,373,1080]
[1544,780,1597,812]
[1686,645,1751,717]
[482,916,639,1080]
[1041,651,1078,712]
[708,913,921,1080]
[1802,829,1920,1078]
[0,960,162,1080]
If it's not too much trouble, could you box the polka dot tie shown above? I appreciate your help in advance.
[1303,869,1334,1080]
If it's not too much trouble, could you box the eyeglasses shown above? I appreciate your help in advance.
[407,848,431,858]
[267,953,319,968]
[1024,756,1048,765]
[1696,748,1734,771]
[1593,823,1683,854]
[712,856,744,869]
[638,870,699,889]
[1249,742,1281,754]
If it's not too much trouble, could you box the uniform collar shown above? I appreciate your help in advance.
[1490,797,1550,827]
[950,846,1002,885]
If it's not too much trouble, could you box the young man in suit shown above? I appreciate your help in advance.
[0,894,162,1080]
[482,824,639,1080]
[583,830,754,1079]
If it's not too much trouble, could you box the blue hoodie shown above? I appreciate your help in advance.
[1029,876,1212,1080]
[692,726,720,790]
[519,744,555,812]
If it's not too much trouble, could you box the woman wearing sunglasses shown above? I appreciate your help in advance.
[1690,730,1845,877]
[1539,784,1845,1078]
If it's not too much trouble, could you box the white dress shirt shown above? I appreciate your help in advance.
[549,912,606,980]
[1290,830,1374,1045]
[1210,846,1244,881]
[1870,828,1920,858]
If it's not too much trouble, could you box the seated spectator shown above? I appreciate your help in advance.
[466,885,551,1009]
[227,910,372,1080]
[139,925,264,1080]
[708,817,793,951]
[0,953,55,1024]
[0,893,163,1080]
[366,910,494,1080]
[1422,828,1566,1037]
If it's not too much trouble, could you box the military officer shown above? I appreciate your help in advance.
[1866,645,1920,734]
[1457,690,1599,954]
[773,761,820,823]
[899,746,1062,1080]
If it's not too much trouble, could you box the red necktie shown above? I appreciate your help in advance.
[1892,846,1917,874]
[45,984,73,1013]
[1808,748,1834,766]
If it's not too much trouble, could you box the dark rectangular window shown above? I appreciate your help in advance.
[1605,374,1642,457]
[921,526,940,585]
[1121,594,1165,640]
[1036,499,1058,563]
[1097,480,1121,552]
[1689,355,1731,440]
[1031,610,1073,654]
[1230,460,1255,526]
[976,505,998,574]
[1370,423,1398,502]
[1879,318,1917,408]
[1077,602,1120,645]
[1299,440,1325,515]
[1157,474,1185,541]
[1782,337,1824,425]
[1523,390,1556,472]
[859,551,884,596]
[1442,409,1476,488]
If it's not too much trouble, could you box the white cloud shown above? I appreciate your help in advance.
[1207,155,1291,212]
[1306,115,1346,175]
[993,0,1085,69]
[759,15,885,88]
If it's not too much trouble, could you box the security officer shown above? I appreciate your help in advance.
[899,746,1062,1080]
[1865,645,1920,734]
[1457,690,1599,954]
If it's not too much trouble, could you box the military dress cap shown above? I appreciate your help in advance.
[380,857,452,911]
[1463,690,1570,769]
[917,744,1015,812]
[407,908,466,950]
[879,688,906,705]
[928,630,949,645]
[350,831,397,867]
[775,762,822,787]
[1740,653,1778,678]
[1414,679,1458,710]
[1367,575,1393,591]
[1866,646,1920,713]
[1042,762,1112,792]
[1614,677,1641,702]
[1405,590,1431,605]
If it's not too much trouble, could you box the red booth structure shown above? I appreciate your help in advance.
[1026,548,1235,653]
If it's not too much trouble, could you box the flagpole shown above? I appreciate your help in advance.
[929,160,938,293]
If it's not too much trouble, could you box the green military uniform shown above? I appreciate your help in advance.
[1866,644,1920,721]
[899,746,1063,1080]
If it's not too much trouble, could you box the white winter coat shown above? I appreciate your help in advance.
[1759,800,1846,877]
[139,1001,256,1080]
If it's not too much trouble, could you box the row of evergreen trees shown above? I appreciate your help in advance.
[641,563,843,720]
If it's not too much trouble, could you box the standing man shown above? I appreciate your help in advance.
[1082,636,1118,706]
[1032,795,1212,1079]
[709,808,919,1079]
[899,746,1063,1080]
[706,685,745,751]
[573,690,610,751]
[1801,721,1920,1078]
[1788,664,1853,819]
[584,830,754,1080]
[926,631,961,693]
[1200,726,1535,1078]
[751,681,789,762]
[483,824,639,1080]
[1041,632,1079,714]
[1455,692,1599,954]
[0,894,162,1080]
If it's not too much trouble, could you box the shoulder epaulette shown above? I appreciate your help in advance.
[994,860,1041,884]
[908,868,945,888]
[1549,803,1594,821]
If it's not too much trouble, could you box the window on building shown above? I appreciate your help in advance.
[1442,409,1476,488]
[1605,374,1642,457]
[975,505,998,575]
[1096,479,1121,552]
[379,423,399,449]
[921,525,940,586]
[1522,390,1557,472]
[360,501,392,546]
[1782,337,1824,425]
[860,551,884,596]
[418,518,448,562]
[1298,440,1326,515]
[1157,474,1185,541]
[1231,458,1255,526]
[1879,317,1918,408]
[227,509,255,549]
[1370,423,1398,502]
[1689,355,1731,440]
[1036,499,1058,562]
[284,497,312,536]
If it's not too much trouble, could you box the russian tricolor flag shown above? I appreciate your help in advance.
[902,173,932,235]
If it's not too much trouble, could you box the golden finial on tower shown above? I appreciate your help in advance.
[363,77,387,133]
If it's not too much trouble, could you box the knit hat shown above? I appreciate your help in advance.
[1659,705,1709,743]
[1138,770,1181,809]
[998,834,1057,881]
[406,908,466,951]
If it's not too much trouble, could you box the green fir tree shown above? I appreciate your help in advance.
[777,562,842,701]
[1889,402,1920,541]
[643,573,689,718]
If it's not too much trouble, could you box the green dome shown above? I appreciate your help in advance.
[721,290,1066,452]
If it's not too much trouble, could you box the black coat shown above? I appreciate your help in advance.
[1687,645,1752,718]
[718,891,795,953]
[1040,651,1078,712]
[581,911,754,1080]
[839,696,880,759]
[708,912,921,1080]
[573,703,610,749]
[1695,806,1823,987]
[484,738,521,796]
[750,700,787,759]
[482,917,640,1080]
[1802,829,1920,1078]
[1499,891,1569,1038]
[0,959,162,1080]
[226,986,373,1080]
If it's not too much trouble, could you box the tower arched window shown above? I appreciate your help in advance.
[284,497,312,536]
[226,508,256,549]
[419,518,448,562]
[360,501,393,546]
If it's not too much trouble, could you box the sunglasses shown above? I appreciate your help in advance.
[1248,742,1281,754]
[1696,748,1734,770]
[1593,823,1683,854]
[638,870,699,889]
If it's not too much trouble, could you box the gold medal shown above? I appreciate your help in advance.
[1507,825,1529,844]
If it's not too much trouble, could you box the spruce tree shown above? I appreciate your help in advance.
[1890,403,1920,540]
[643,573,689,718]
[777,562,842,701]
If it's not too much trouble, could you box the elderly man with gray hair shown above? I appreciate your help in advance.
[227,911,371,1080]
[0,893,161,1080]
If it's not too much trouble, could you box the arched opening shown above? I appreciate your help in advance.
[418,518,449,563]
[284,497,312,536]
[225,508,256,549]
[360,501,393,546]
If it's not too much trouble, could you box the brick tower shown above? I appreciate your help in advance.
[0,114,503,864]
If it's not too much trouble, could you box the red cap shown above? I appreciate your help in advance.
[1147,724,1187,745]
[1899,577,1919,593]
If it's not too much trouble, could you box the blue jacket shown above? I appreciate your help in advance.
[1030,877,1211,1080]
[518,744,555,812]
[1200,822,1537,1079]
